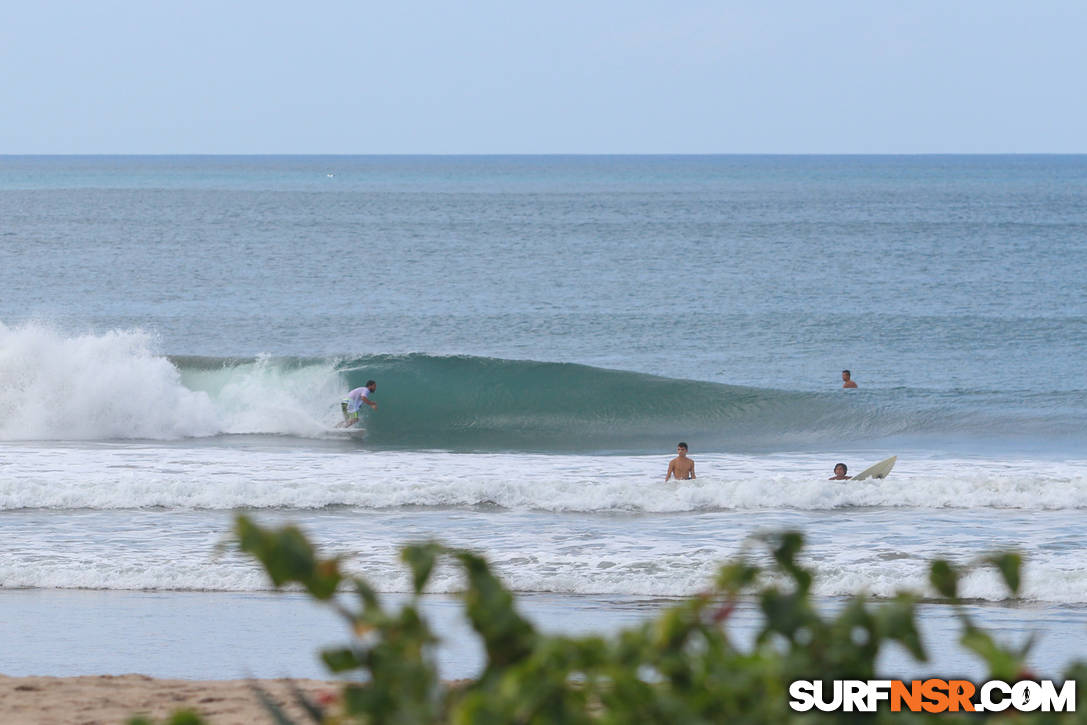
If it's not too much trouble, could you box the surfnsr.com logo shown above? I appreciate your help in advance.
[789,679,1076,713]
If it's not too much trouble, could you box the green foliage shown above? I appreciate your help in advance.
[235,516,342,600]
[987,552,1023,595]
[159,516,1086,723]
[128,711,205,725]
[929,559,960,600]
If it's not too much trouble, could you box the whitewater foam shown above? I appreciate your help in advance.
[0,324,346,441]
[0,323,220,440]
[3,510,1086,604]
[2,447,1084,512]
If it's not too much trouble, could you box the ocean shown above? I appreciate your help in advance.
[1,155,1085,678]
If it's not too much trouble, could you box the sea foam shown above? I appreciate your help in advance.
[0,323,220,440]
[1,447,1084,512]
[0,323,342,441]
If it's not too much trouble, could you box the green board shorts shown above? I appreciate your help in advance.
[341,400,359,422]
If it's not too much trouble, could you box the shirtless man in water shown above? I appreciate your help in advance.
[841,370,858,389]
[665,442,696,481]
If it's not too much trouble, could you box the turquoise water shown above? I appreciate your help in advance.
[1,157,1086,664]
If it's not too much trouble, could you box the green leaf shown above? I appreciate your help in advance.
[321,646,363,673]
[353,576,381,611]
[401,542,443,595]
[986,552,1022,595]
[453,550,537,672]
[764,531,812,593]
[168,714,206,725]
[875,594,927,662]
[234,515,341,600]
[929,559,958,599]
[960,625,1022,681]
[715,561,759,594]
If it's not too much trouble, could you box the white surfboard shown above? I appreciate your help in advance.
[851,455,897,481]
[326,426,366,438]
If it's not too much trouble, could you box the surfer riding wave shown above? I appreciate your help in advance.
[339,380,377,427]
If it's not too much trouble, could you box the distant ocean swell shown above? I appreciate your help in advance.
[0,323,1080,451]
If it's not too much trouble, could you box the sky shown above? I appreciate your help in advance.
[2,0,1085,154]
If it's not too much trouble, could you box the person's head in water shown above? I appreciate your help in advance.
[366,380,377,391]
[834,463,847,476]
[841,370,851,382]
[677,442,688,456]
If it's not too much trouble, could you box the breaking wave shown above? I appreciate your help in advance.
[1,323,1081,452]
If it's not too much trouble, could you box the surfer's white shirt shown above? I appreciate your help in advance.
[345,387,370,412]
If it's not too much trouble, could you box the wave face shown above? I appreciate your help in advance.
[337,354,873,451]
[1,323,1079,452]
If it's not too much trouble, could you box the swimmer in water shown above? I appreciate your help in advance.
[665,442,696,482]
[829,463,852,480]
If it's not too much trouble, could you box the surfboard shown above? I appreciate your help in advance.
[850,455,897,481]
[326,426,366,438]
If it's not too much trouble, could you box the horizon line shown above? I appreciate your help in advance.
[3,152,1086,158]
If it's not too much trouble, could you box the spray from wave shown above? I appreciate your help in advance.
[0,323,219,440]
[0,323,346,441]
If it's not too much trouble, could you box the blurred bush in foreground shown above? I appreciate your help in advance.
[134,515,1085,723]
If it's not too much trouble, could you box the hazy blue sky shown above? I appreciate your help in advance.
[3,1,1085,153]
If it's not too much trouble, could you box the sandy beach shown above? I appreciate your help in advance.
[0,674,337,725]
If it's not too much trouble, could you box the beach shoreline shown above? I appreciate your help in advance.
[3,589,1085,685]
[0,674,337,725]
